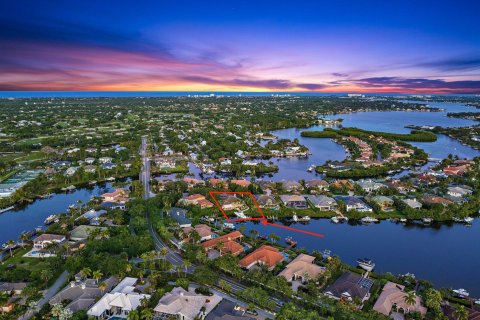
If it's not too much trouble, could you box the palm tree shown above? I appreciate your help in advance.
[453,305,469,320]
[403,291,417,312]
[5,240,15,257]
[159,247,168,270]
[184,260,192,276]
[92,270,103,284]
[81,267,92,279]
[140,308,154,320]
[269,233,280,244]
[0,292,9,314]
[127,310,140,320]
[98,282,107,294]
[20,233,30,248]
[40,269,51,286]
[217,241,225,256]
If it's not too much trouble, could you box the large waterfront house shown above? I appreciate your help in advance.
[255,194,279,210]
[239,245,284,271]
[33,234,66,249]
[369,195,394,211]
[337,197,372,212]
[87,277,150,319]
[307,195,337,211]
[373,282,427,316]
[323,272,372,303]
[278,254,325,285]
[221,195,246,211]
[403,198,423,210]
[280,195,308,209]
[154,287,222,320]
[356,180,384,192]
[447,186,473,198]
[101,189,129,203]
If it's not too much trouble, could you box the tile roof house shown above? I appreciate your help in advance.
[179,194,214,208]
[221,195,246,211]
[101,189,129,204]
[202,231,244,257]
[181,224,214,242]
[255,194,279,210]
[373,282,427,316]
[403,198,422,210]
[281,180,304,192]
[239,245,284,271]
[87,277,150,319]
[280,195,308,209]
[337,197,372,212]
[369,195,394,211]
[33,234,66,249]
[50,276,118,312]
[304,179,329,192]
[307,195,337,211]
[168,207,192,228]
[278,254,325,284]
[230,179,251,188]
[447,186,473,198]
[323,272,372,303]
[154,287,222,320]
[422,195,453,206]
[356,180,384,192]
[0,282,27,295]
[70,225,107,242]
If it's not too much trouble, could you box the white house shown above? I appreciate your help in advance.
[87,277,150,319]
[99,157,113,164]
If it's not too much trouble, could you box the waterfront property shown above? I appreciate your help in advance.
[323,272,373,304]
[278,254,325,289]
[255,194,279,210]
[280,195,308,209]
[32,233,66,249]
[307,195,337,211]
[239,245,284,271]
[373,282,427,316]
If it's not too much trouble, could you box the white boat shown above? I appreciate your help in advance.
[361,216,379,223]
[234,211,247,219]
[464,217,474,224]
[357,258,375,272]
[106,177,115,181]
[331,217,340,223]
[475,299,480,305]
[307,165,316,172]
[453,288,470,298]
[292,214,298,222]
[399,218,407,223]
[422,217,433,224]
[44,214,59,225]
[223,222,235,230]
[298,215,311,222]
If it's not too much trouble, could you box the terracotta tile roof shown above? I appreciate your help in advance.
[239,245,284,270]
[202,231,243,252]
[230,179,251,187]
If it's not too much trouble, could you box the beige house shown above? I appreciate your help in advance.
[278,254,325,284]
[373,282,427,316]
[154,287,222,320]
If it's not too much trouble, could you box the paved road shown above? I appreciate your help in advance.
[19,270,69,320]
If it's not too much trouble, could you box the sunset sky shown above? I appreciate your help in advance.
[1,0,480,93]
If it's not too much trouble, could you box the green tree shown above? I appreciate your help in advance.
[453,305,468,320]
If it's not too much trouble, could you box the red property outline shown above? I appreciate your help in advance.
[208,191,324,238]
